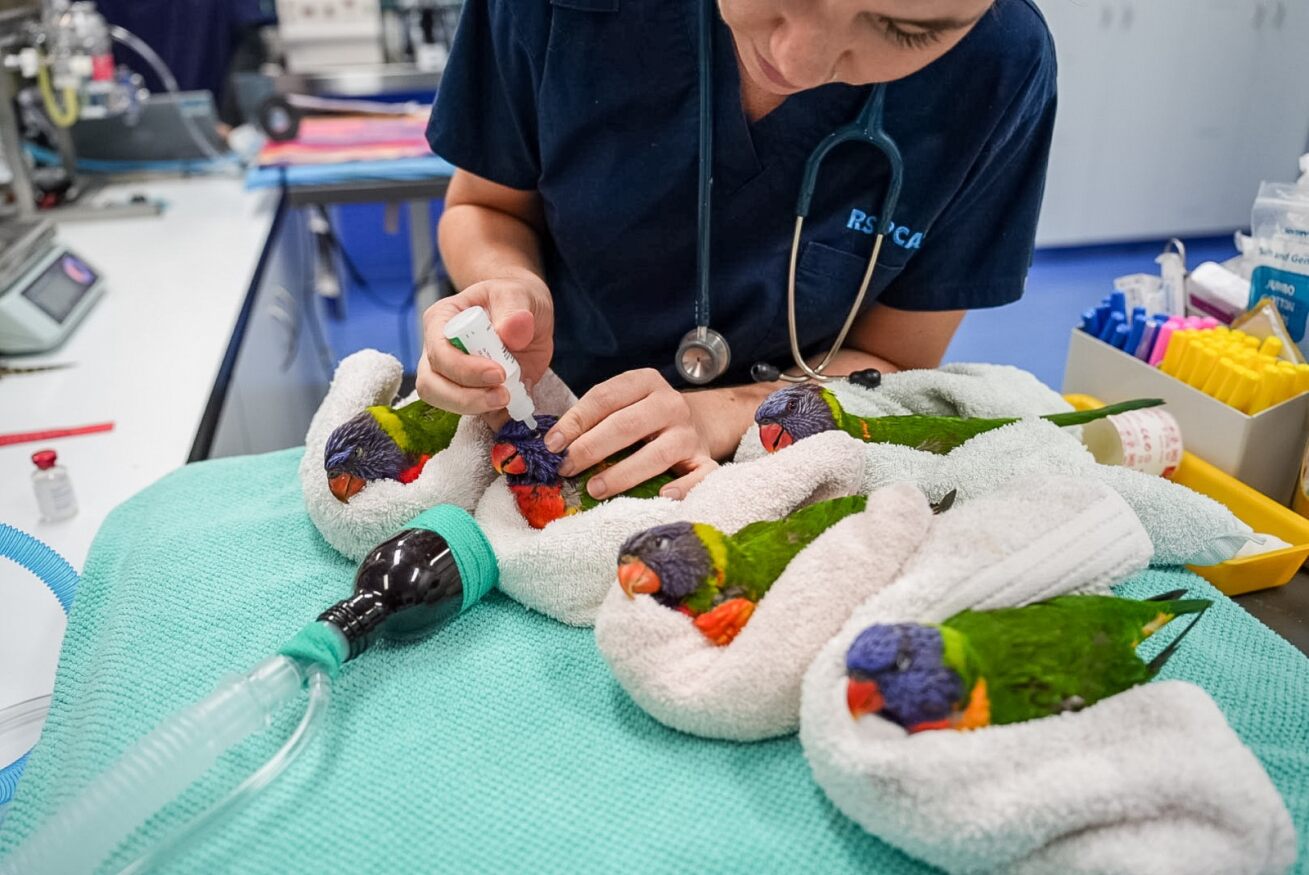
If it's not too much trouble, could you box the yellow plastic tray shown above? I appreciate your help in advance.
[1065,393,1309,595]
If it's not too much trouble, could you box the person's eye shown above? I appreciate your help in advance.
[879,18,942,50]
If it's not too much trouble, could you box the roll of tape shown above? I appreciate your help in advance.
[1082,409,1184,477]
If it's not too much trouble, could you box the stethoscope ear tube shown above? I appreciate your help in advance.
[678,0,729,386]
[683,0,904,387]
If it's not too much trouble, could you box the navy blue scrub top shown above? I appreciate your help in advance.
[428,0,1057,394]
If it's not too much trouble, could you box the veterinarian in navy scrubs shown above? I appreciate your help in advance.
[420,0,1056,500]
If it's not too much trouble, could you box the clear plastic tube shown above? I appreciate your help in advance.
[0,696,52,818]
[0,655,317,875]
[107,25,234,168]
[0,696,51,745]
[115,667,331,875]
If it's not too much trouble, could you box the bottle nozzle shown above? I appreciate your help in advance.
[505,389,537,431]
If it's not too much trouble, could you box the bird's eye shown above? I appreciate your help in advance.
[352,447,363,458]
[784,398,796,413]
[894,654,912,671]
[656,537,670,550]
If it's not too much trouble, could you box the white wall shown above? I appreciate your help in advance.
[1036,0,1309,246]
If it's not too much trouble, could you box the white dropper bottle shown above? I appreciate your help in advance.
[443,306,538,430]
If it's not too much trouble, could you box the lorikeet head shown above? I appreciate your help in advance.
[754,384,838,452]
[324,410,409,503]
[844,623,964,731]
[617,522,712,604]
[492,415,563,483]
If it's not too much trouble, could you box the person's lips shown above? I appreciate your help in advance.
[755,50,798,92]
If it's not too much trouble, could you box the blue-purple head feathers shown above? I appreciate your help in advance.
[324,410,408,481]
[619,522,710,606]
[845,623,963,729]
[494,414,564,484]
[754,384,838,442]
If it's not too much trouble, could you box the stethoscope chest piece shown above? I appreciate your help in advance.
[676,326,731,385]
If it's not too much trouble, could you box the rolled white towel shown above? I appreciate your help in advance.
[799,476,1293,875]
[300,350,576,561]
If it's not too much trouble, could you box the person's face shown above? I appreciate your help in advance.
[719,0,995,95]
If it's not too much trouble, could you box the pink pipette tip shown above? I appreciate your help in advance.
[1148,323,1177,367]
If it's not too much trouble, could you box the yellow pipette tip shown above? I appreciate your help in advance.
[1231,368,1260,413]
[1259,336,1284,359]
[1203,357,1234,397]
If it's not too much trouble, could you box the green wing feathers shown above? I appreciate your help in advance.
[728,495,868,595]
[943,593,1210,725]
[391,399,461,454]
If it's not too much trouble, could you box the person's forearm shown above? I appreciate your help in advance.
[685,347,898,460]
[438,202,549,295]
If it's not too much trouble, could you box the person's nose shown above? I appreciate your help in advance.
[769,14,838,88]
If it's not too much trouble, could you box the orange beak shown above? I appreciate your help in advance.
[328,472,366,503]
[491,442,527,475]
[617,555,661,598]
[759,422,792,453]
[846,676,885,719]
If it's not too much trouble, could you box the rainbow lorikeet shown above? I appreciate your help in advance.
[844,590,1211,733]
[754,383,1164,454]
[616,492,954,646]
[491,415,675,530]
[323,399,460,502]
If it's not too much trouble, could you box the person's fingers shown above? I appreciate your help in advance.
[482,280,540,353]
[494,306,536,353]
[557,394,669,476]
[422,297,506,388]
[657,460,717,501]
[546,369,659,453]
[586,430,694,499]
[416,356,510,415]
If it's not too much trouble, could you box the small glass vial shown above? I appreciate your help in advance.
[31,449,78,522]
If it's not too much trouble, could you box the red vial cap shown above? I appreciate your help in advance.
[32,450,58,470]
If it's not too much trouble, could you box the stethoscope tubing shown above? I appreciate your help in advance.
[680,0,902,386]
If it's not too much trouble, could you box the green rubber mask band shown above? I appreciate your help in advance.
[279,621,349,678]
[407,504,499,613]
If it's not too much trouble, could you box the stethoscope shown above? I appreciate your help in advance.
[674,0,905,386]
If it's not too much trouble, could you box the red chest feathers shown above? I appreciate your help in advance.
[509,482,567,529]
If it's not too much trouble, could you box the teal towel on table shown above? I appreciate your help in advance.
[1,448,1307,874]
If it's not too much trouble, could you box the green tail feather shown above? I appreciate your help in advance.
[1042,398,1165,428]
[1146,599,1212,676]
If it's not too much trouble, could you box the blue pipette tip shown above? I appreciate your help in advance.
[1098,311,1125,343]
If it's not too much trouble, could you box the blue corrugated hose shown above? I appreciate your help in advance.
[0,524,79,807]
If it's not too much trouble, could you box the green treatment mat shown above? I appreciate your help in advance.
[2,448,1307,874]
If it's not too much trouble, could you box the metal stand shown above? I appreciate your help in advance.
[0,68,38,220]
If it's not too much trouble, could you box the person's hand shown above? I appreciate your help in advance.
[417,275,554,415]
[545,369,718,501]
